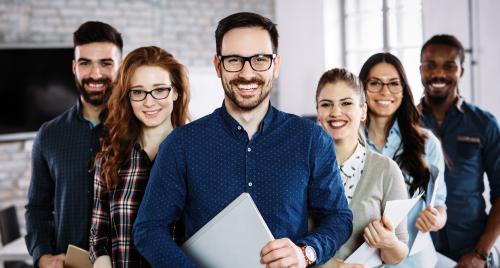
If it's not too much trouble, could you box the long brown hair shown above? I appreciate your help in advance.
[97,46,191,189]
[359,53,429,195]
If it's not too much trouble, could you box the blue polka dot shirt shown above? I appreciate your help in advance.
[133,103,353,266]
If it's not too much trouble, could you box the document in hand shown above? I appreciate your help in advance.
[409,175,440,256]
[182,192,274,268]
[344,192,424,267]
[64,244,92,268]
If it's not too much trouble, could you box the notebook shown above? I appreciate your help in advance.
[64,244,92,268]
[182,192,274,268]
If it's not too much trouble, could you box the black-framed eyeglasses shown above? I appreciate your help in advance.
[129,87,172,101]
[366,78,403,94]
[218,54,276,72]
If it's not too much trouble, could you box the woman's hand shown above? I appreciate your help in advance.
[94,255,112,268]
[334,258,364,268]
[363,216,398,249]
[364,216,409,264]
[416,205,446,232]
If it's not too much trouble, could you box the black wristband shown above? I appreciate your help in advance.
[473,248,489,261]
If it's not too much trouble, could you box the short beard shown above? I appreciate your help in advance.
[427,94,448,105]
[223,77,271,111]
[75,77,112,106]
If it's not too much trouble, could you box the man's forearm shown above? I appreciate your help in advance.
[475,198,500,253]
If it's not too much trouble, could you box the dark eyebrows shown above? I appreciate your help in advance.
[130,83,170,89]
[100,58,115,63]
[318,97,353,103]
[76,58,115,63]
[369,77,400,82]
[77,58,90,63]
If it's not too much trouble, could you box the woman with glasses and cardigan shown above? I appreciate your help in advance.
[316,68,409,268]
[89,46,190,268]
[359,52,447,267]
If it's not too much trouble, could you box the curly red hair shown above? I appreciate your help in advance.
[96,46,191,189]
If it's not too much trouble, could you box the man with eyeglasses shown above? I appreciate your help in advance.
[133,12,352,268]
[419,34,500,268]
[25,21,122,268]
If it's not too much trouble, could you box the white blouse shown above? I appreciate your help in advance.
[339,143,366,204]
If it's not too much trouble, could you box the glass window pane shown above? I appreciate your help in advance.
[346,0,382,15]
[345,13,383,52]
[346,50,381,75]
[390,48,423,103]
[387,0,421,10]
[387,4,422,47]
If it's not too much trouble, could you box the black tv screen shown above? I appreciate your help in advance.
[0,48,78,135]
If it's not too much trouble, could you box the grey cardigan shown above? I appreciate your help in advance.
[321,150,409,267]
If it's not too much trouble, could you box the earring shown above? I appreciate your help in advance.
[173,96,178,101]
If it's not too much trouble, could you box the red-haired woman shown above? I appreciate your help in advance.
[89,46,190,268]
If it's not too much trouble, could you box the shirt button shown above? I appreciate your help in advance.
[237,126,242,130]
[248,182,253,187]
[247,147,251,152]
[88,169,92,173]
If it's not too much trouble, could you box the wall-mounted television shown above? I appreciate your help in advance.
[0,47,78,136]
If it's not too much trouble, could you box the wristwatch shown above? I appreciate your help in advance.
[474,248,492,265]
[299,244,317,266]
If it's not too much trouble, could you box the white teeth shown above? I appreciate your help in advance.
[88,83,104,88]
[376,100,392,106]
[329,121,346,127]
[431,83,446,88]
[144,111,159,115]
[238,84,258,90]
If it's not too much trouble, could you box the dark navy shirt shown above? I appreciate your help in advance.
[420,97,500,260]
[133,103,353,267]
[25,100,102,263]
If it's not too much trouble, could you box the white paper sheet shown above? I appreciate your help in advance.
[344,192,424,267]
[409,176,440,256]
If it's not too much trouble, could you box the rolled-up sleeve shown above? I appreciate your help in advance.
[484,115,500,202]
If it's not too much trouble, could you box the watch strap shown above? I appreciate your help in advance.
[473,248,489,261]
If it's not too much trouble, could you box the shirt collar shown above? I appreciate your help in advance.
[419,95,465,114]
[75,98,86,121]
[364,121,402,157]
[219,101,274,137]
[340,142,366,178]
[75,98,103,127]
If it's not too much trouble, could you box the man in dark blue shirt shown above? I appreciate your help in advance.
[419,34,500,267]
[25,21,122,268]
[133,12,352,267]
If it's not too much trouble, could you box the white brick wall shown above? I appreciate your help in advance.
[0,0,275,231]
[0,0,275,66]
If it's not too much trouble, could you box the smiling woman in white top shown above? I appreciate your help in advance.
[315,68,409,268]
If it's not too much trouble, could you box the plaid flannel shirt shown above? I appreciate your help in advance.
[89,144,157,268]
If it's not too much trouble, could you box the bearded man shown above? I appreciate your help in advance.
[419,34,500,268]
[133,12,352,268]
[25,21,122,268]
